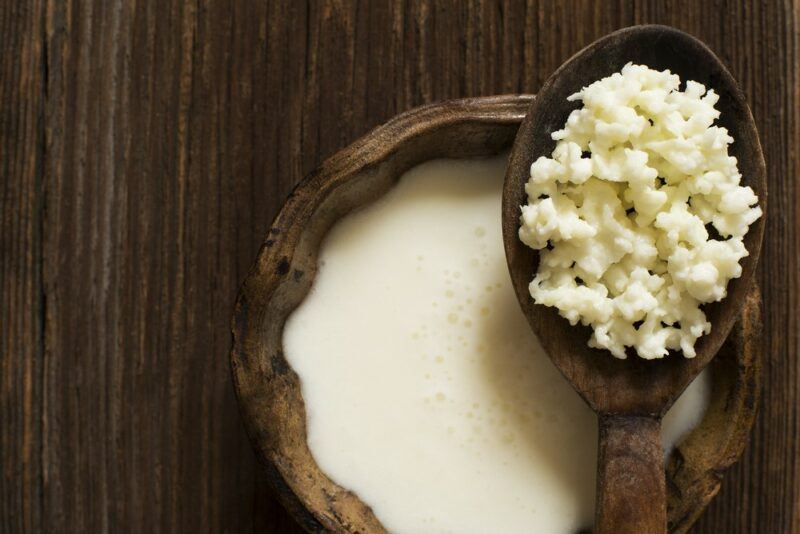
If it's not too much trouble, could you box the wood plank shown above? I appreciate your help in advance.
[40,0,290,530]
[0,1,45,532]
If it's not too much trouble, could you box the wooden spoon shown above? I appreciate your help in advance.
[502,25,766,534]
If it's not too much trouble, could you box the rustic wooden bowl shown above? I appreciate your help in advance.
[230,95,762,533]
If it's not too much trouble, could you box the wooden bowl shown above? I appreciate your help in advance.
[230,95,762,533]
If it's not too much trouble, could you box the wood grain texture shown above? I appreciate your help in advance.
[0,2,45,532]
[597,416,666,534]
[0,1,797,532]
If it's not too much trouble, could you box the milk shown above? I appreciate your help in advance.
[283,155,710,534]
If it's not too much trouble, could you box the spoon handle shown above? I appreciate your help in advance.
[596,414,666,534]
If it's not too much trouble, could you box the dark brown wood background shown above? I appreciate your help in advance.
[1,1,797,532]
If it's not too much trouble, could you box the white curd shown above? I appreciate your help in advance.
[521,64,761,359]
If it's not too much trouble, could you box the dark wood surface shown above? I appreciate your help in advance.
[1,1,797,532]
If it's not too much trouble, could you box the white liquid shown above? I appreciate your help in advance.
[284,156,710,534]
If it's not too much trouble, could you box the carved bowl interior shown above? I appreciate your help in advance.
[230,95,762,533]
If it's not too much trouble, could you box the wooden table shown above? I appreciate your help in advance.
[2,1,797,532]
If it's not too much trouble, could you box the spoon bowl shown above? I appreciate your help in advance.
[502,25,766,533]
